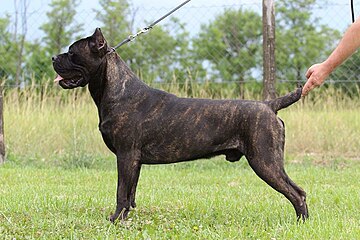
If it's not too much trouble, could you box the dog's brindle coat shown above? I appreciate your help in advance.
[52,28,308,222]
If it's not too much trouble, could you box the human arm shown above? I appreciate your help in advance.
[302,17,360,96]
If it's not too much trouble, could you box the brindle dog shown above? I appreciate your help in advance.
[52,28,308,222]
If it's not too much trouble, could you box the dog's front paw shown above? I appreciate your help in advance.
[108,208,130,223]
[108,213,118,223]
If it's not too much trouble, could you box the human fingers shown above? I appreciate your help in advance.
[302,72,321,96]
[302,80,313,96]
[305,64,319,79]
[305,68,313,79]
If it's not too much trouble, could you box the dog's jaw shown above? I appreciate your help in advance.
[54,73,85,89]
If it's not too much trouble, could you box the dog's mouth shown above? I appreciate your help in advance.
[54,74,85,89]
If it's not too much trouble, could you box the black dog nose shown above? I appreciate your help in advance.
[52,55,58,62]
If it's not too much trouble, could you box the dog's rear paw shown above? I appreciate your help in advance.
[296,201,309,223]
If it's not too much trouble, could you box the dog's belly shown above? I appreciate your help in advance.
[140,137,241,164]
[138,100,248,164]
[139,133,224,164]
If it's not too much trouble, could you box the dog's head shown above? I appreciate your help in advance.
[52,28,111,89]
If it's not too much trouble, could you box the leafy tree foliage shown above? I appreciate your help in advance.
[0,0,344,93]
[275,0,340,83]
[329,51,360,97]
[41,0,83,55]
[95,1,192,84]
[25,0,84,82]
[121,18,193,84]
[0,16,17,81]
[192,9,262,90]
[94,0,131,46]
[25,39,54,81]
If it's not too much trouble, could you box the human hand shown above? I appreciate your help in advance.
[302,63,332,96]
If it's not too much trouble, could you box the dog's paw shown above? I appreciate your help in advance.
[108,208,130,223]
[108,213,118,223]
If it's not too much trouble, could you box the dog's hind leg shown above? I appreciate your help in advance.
[129,164,141,209]
[109,152,141,223]
[245,125,308,221]
[247,152,308,221]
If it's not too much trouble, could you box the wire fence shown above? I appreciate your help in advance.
[1,0,360,96]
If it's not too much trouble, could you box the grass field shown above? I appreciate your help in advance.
[1,85,360,239]
[1,160,359,239]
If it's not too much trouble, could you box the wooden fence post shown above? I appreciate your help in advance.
[263,0,277,100]
[0,85,5,164]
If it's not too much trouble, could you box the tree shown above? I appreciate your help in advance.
[275,0,340,86]
[121,18,193,84]
[192,9,262,98]
[40,0,83,56]
[13,0,29,88]
[0,12,31,87]
[95,1,192,85]
[0,16,17,82]
[329,51,360,97]
[166,18,200,87]
[94,0,132,46]
[27,0,83,82]
[25,39,54,81]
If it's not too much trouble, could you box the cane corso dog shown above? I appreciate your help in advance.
[52,28,308,222]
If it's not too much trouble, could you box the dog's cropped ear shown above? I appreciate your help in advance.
[89,28,110,56]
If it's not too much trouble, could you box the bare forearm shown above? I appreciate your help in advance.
[324,17,360,71]
[302,17,360,96]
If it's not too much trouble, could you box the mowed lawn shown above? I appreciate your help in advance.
[1,159,359,239]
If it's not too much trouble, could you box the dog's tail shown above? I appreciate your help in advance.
[265,87,302,114]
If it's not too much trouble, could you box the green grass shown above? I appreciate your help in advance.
[1,159,359,239]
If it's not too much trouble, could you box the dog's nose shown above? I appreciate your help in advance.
[52,55,58,62]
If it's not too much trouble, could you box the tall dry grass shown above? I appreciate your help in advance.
[3,80,360,167]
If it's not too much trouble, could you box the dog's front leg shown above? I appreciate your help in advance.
[109,153,141,223]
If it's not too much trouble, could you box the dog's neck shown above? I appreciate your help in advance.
[88,52,148,114]
[87,57,107,107]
